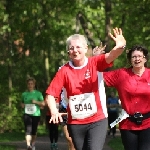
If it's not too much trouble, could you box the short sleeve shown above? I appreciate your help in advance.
[46,67,65,97]
[92,55,113,71]
[38,92,44,101]
[103,69,120,87]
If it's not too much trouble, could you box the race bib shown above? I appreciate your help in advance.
[69,93,97,119]
[110,109,129,128]
[25,104,36,114]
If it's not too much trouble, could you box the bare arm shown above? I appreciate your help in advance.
[46,95,66,124]
[21,102,25,108]
[32,100,45,107]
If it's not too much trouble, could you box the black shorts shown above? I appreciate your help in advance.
[60,115,68,126]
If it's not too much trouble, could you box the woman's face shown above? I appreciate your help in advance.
[68,39,87,62]
[131,50,146,68]
[27,80,35,91]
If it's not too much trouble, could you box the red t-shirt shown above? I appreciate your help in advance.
[103,67,150,130]
[46,55,112,124]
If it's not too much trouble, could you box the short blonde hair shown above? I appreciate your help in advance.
[66,34,88,51]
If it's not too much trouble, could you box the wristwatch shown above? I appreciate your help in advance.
[121,45,126,49]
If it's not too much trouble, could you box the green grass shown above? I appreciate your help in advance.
[0,132,24,142]
[0,125,48,150]
[0,145,16,150]
[108,137,124,150]
[0,125,47,142]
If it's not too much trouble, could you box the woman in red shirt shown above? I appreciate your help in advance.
[45,27,126,150]
[103,45,150,150]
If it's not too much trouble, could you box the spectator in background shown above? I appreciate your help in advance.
[21,77,45,150]
[107,91,119,137]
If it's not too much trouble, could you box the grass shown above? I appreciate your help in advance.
[108,137,124,150]
[0,145,16,150]
[0,125,48,150]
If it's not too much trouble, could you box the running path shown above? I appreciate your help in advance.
[0,135,113,150]
[0,130,122,150]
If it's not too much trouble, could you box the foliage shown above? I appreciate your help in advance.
[0,0,150,131]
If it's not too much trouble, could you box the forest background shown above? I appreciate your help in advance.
[0,0,150,132]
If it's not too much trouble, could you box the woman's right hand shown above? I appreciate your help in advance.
[50,112,67,124]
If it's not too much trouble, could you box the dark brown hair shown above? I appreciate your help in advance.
[126,45,149,67]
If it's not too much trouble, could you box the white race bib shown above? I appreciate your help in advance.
[69,93,97,119]
[110,109,129,128]
[25,104,36,114]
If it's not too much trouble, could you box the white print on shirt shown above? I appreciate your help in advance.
[69,93,97,119]
[25,104,36,114]
[110,109,129,128]
[84,69,91,79]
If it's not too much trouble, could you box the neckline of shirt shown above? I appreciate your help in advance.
[69,57,88,69]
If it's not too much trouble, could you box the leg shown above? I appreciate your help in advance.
[53,123,59,149]
[120,129,138,150]
[87,118,108,150]
[31,116,40,147]
[23,114,32,148]
[46,116,54,143]
[46,116,58,149]
[67,123,87,150]
[108,112,112,135]
[112,112,118,136]
[139,128,150,150]
[53,124,59,143]
[63,125,75,150]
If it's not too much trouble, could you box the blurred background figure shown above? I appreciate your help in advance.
[107,91,119,137]
[45,96,59,150]
[21,77,45,150]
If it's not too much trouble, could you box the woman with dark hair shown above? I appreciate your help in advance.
[21,77,45,150]
[103,45,150,150]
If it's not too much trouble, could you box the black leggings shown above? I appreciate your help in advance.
[108,111,118,135]
[67,118,108,150]
[23,114,40,135]
[120,128,150,150]
[46,116,59,143]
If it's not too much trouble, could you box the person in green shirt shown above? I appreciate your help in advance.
[21,77,45,150]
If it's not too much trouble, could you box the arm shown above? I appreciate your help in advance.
[32,100,45,107]
[92,42,106,56]
[105,28,126,64]
[21,102,25,108]
[46,95,67,124]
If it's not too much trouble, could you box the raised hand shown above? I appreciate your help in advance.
[92,42,106,56]
[109,28,126,49]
